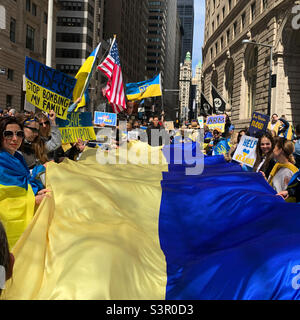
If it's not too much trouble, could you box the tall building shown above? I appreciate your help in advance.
[177,0,194,63]
[202,0,300,128]
[0,0,58,110]
[179,52,192,123]
[146,0,182,120]
[56,0,104,113]
[103,0,148,84]
[192,61,202,115]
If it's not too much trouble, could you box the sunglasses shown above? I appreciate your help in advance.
[39,121,50,126]
[24,126,39,133]
[3,130,25,139]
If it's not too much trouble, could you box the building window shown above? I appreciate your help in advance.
[44,13,47,24]
[262,0,268,10]
[233,21,237,37]
[42,38,46,58]
[7,69,14,81]
[217,14,219,27]
[210,47,213,59]
[26,25,35,51]
[32,3,37,16]
[241,12,246,29]
[10,18,16,43]
[226,29,230,45]
[6,95,12,108]
[26,0,31,12]
[246,47,258,117]
[222,6,225,19]
[221,36,224,49]
[251,2,256,22]
[228,0,232,11]
[212,21,215,32]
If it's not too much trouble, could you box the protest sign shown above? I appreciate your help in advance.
[25,57,77,119]
[94,111,117,126]
[206,115,226,132]
[232,135,258,168]
[197,116,204,129]
[56,112,96,144]
[164,121,174,131]
[248,112,270,137]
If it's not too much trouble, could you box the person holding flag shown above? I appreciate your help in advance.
[97,37,126,114]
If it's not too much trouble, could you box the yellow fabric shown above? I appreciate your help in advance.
[268,162,299,186]
[0,184,35,249]
[4,142,168,300]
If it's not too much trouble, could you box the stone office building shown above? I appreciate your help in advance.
[202,0,300,128]
[0,0,57,111]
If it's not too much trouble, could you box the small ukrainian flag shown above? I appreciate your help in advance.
[126,74,162,101]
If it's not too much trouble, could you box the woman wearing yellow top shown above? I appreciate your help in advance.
[268,137,298,193]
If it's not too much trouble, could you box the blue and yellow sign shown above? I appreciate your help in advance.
[249,112,270,137]
[25,57,77,119]
[56,112,96,144]
[94,112,117,127]
[206,115,226,132]
[232,135,258,167]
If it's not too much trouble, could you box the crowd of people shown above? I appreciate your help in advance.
[0,106,299,295]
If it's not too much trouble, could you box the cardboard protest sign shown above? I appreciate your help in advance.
[248,112,270,137]
[206,115,226,132]
[94,111,117,127]
[25,57,77,119]
[164,121,174,131]
[232,135,258,168]
[56,112,96,144]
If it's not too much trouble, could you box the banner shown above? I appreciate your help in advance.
[200,92,213,116]
[248,112,270,137]
[56,112,96,144]
[206,115,226,132]
[211,84,226,115]
[25,57,77,119]
[232,135,258,168]
[94,111,117,127]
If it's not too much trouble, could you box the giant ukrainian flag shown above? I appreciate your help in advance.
[3,142,300,299]
[126,74,162,101]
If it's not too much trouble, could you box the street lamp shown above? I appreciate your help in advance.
[242,39,273,116]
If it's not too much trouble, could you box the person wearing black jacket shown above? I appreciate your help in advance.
[146,115,165,147]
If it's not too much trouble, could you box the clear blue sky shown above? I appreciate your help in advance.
[192,0,205,74]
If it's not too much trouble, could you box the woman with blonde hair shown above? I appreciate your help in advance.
[267,137,298,193]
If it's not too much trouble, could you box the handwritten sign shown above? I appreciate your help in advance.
[206,115,226,132]
[197,116,204,129]
[248,112,270,137]
[232,135,258,168]
[25,57,77,119]
[56,112,96,144]
[94,111,117,127]
[164,121,174,131]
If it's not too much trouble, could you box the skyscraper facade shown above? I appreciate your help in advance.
[177,0,194,63]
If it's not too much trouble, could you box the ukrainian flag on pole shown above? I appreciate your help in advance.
[126,73,162,101]
[71,43,101,112]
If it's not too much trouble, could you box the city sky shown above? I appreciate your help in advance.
[192,0,205,74]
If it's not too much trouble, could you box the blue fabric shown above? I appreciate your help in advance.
[204,132,213,139]
[159,143,300,300]
[0,151,44,195]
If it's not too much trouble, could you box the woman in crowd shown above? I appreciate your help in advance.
[20,117,48,169]
[36,110,62,161]
[224,129,246,162]
[267,137,298,193]
[252,131,276,179]
[0,117,50,247]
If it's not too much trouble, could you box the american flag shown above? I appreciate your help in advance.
[97,39,126,114]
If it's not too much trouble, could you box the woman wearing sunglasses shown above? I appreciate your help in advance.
[20,117,48,170]
[36,110,62,162]
[0,117,50,247]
